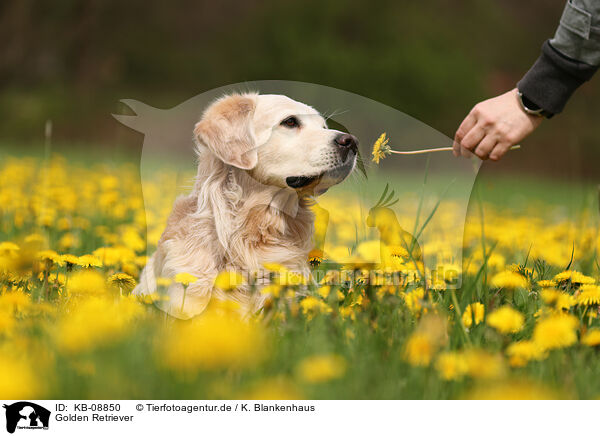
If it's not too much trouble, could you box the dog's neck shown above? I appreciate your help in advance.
[194,154,314,259]
[226,166,315,268]
[231,167,311,221]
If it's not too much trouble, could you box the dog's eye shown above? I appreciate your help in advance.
[280,116,300,128]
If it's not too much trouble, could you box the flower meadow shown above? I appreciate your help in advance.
[1,150,600,400]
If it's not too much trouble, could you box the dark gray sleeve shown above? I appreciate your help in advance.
[517,0,600,115]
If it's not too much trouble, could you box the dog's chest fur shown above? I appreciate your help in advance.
[136,156,317,318]
[158,171,315,275]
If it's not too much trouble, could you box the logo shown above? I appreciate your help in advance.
[3,402,50,434]
[114,81,479,320]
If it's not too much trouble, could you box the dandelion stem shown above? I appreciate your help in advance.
[389,145,521,155]
[180,284,188,314]
[42,268,49,302]
[450,289,472,346]
[476,185,488,290]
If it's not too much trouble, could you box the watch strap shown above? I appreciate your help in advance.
[517,90,553,118]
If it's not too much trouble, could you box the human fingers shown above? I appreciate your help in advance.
[453,112,477,157]
[473,134,497,160]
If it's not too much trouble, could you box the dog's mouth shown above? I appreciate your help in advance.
[285,175,320,189]
[285,151,357,191]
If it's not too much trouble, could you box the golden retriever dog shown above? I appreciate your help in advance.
[133,93,357,318]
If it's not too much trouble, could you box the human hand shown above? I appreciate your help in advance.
[453,88,543,161]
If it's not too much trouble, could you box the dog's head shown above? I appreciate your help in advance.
[194,93,357,195]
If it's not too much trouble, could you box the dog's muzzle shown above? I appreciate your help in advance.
[334,133,358,162]
[285,133,358,190]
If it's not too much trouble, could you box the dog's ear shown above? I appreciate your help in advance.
[194,93,258,170]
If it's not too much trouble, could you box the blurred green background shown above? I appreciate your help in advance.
[1,0,598,180]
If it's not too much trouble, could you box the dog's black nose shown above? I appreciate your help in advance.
[334,133,358,151]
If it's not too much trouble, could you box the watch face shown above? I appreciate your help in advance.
[521,94,541,111]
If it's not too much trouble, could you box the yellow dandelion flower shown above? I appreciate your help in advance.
[462,349,505,379]
[506,340,547,367]
[55,297,143,353]
[389,245,409,259]
[67,270,108,295]
[540,288,575,311]
[0,355,42,399]
[0,290,31,313]
[371,132,391,164]
[137,292,170,304]
[0,242,20,257]
[308,249,323,266]
[376,285,397,298]
[487,306,525,334]
[296,354,346,383]
[275,271,307,286]
[581,329,600,346]
[60,254,79,266]
[157,310,266,372]
[339,305,355,320]
[213,271,244,291]
[402,287,425,314]
[300,296,332,319]
[435,352,468,380]
[403,332,435,367]
[508,263,532,276]
[0,244,24,273]
[490,270,528,289]
[37,249,64,267]
[319,270,340,285]
[263,262,287,273]
[92,246,134,267]
[576,284,600,306]
[463,381,558,400]
[533,314,578,350]
[121,228,145,252]
[0,313,16,336]
[462,302,485,328]
[121,262,138,277]
[174,272,198,286]
[58,233,79,250]
[553,270,595,286]
[24,233,46,246]
[242,377,303,400]
[134,255,148,268]
[260,284,283,298]
[429,277,447,291]
[108,273,137,292]
[317,285,331,299]
[537,280,555,288]
[76,254,102,268]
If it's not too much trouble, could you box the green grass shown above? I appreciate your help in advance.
[1,148,599,400]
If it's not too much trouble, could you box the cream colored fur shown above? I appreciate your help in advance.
[134,93,356,318]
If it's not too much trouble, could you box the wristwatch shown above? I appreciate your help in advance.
[516,91,553,118]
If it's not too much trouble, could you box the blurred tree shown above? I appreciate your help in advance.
[0,0,597,178]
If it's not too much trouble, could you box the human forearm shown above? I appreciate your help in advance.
[518,0,600,115]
